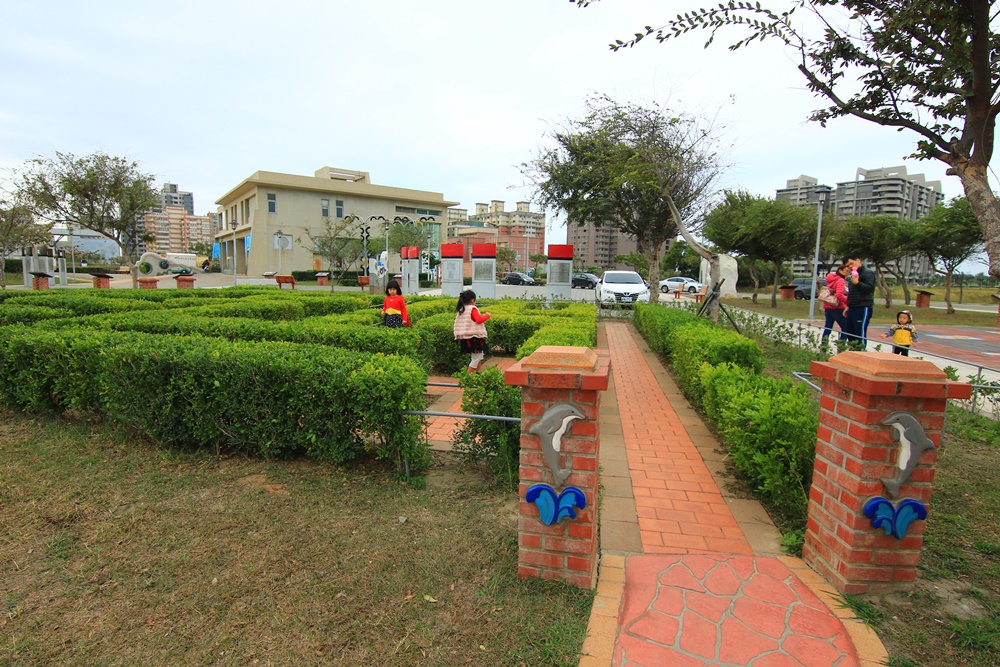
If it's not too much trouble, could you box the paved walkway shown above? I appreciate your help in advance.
[425,323,888,667]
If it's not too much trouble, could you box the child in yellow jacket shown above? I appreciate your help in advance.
[882,310,918,356]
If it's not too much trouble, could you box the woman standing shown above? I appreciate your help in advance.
[821,264,851,345]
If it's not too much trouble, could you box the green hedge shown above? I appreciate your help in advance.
[0,326,428,468]
[669,324,763,405]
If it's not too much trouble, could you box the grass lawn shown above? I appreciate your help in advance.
[723,294,998,328]
[0,412,592,666]
[752,330,1000,666]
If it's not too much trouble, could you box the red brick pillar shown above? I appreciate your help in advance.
[138,277,158,289]
[32,276,51,290]
[316,275,329,286]
[92,276,111,289]
[504,345,610,589]
[805,351,971,594]
[175,275,196,289]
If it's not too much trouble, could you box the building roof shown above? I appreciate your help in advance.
[215,167,460,209]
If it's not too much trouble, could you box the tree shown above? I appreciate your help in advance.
[574,0,1000,279]
[529,252,548,277]
[701,192,816,305]
[301,214,366,289]
[0,197,52,289]
[741,198,817,307]
[660,239,703,278]
[497,247,518,275]
[913,197,985,313]
[612,251,649,274]
[829,215,914,308]
[13,152,158,273]
[523,95,725,303]
[188,241,214,258]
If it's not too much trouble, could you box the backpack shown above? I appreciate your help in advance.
[818,285,839,306]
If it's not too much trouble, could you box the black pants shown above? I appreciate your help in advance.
[892,345,910,356]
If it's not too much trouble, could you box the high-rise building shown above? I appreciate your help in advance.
[140,205,214,254]
[155,183,195,215]
[832,166,944,220]
[776,166,944,281]
[467,200,546,266]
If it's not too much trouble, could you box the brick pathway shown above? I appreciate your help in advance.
[599,322,864,667]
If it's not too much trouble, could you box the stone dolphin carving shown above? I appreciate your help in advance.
[881,411,936,499]
[529,403,585,488]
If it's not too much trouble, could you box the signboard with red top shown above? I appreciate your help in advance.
[472,243,497,258]
[547,244,574,260]
[441,243,464,258]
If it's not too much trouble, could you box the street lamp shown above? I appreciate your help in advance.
[231,218,238,287]
[808,192,829,321]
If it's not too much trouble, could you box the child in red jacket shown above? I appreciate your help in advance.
[453,289,490,372]
[381,280,410,328]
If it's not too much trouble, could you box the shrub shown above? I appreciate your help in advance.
[670,324,763,404]
[452,368,522,488]
[633,304,701,356]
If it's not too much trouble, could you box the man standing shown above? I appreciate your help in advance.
[843,254,876,348]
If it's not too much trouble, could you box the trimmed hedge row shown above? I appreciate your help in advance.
[633,303,815,528]
[0,325,428,468]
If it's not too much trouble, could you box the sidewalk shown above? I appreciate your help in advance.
[424,322,889,666]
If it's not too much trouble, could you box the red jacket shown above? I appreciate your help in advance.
[824,272,848,310]
[381,295,410,326]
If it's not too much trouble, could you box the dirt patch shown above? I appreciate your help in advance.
[237,473,288,494]
[881,578,990,621]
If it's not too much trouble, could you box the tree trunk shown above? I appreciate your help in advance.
[887,260,911,305]
[873,266,893,308]
[770,260,781,307]
[954,163,1000,279]
[749,264,760,304]
[665,193,718,319]
[944,269,955,314]
[644,245,663,304]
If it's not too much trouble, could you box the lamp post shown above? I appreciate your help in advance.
[231,218,238,287]
[808,193,829,321]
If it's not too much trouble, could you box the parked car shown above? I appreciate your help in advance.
[503,271,536,285]
[597,270,650,307]
[658,276,702,294]
[572,272,599,289]
[789,277,818,299]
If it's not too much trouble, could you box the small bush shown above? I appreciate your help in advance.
[452,368,522,488]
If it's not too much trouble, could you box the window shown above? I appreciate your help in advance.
[321,199,329,217]
[336,200,344,218]
[267,194,276,213]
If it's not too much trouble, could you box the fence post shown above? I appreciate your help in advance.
[504,345,611,589]
[804,351,971,594]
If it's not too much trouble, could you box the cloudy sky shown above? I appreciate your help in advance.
[0,1,966,250]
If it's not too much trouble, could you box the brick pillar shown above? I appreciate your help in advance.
[32,276,50,290]
[316,275,329,286]
[175,275,196,289]
[805,351,971,594]
[92,276,111,289]
[504,345,611,589]
[138,277,158,289]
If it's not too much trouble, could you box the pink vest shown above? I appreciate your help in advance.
[454,308,488,340]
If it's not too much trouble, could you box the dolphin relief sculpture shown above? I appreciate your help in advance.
[525,403,587,526]
[862,412,936,540]
[529,403,584,487]
[881,412,936,499]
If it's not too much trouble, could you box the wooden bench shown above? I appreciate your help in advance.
[274,275,295,289]
[693,285,709,303]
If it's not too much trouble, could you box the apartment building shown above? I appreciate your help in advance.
[140,205,214,254]
[777,166,943,281]
[214,167,457,275]
[155,183,195,215]
[468,200,546,263]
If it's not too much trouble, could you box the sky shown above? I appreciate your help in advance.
[0,1,981,270]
